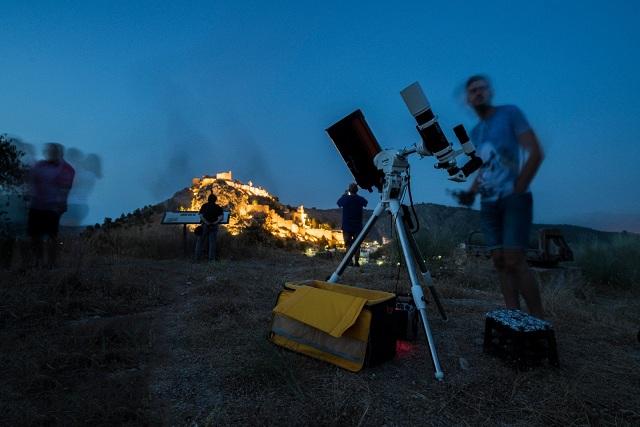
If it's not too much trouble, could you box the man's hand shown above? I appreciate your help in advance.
[513,177,527,194]
[515,130,544,194]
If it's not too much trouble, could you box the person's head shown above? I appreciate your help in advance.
[208,194,217,203]
[43,143,64,163]
[348,183,358,194]
[465,74,493,111]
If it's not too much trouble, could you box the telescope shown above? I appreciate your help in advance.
[327,82,482,188]
[400,82,482,181]
[325,82,483,381]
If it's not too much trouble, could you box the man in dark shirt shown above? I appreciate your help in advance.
[28,142,75,267]
[195,194,224,262]
[337,183,368,266]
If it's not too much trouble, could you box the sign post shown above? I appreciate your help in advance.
[161,211,230,256]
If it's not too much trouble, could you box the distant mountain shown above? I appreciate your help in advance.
[557,212,640,234]
[310,202,625,249]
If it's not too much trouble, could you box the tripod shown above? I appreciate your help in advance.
[328,150,448,380]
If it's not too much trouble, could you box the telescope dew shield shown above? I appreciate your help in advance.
[326,110,385,192]
[453,124,473,155]
[400,82,453,162]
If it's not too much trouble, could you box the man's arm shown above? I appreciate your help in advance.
[211,207,224,225]
[514,130,544,194]
[199,213,210,225]
[62,166,75,202]
[452,176,479,207]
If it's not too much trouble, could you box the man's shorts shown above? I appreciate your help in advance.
[27,209,62,238]
[480,192,533,251]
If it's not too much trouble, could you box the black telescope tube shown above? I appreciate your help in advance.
[453,124,469,144]
[415,108,435,124]
[412,108,450,157]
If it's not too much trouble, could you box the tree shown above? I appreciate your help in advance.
[0,134,27,191]
[0,135,28,267]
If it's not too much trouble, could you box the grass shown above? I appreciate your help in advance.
[1,222,639,425]
[0,237,173,426]
[179,255,640,426]
[574,233,640,291]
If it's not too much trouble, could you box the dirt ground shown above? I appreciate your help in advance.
[1,248,639,426]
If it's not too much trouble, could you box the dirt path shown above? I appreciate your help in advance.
[147,262,223,424]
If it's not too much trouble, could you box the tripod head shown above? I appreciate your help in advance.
[372,149,410,201]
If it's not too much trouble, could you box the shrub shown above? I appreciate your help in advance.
[575,233,640,291]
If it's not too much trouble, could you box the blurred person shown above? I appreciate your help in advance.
[456,75,545,317]
[195,193,223,262]
[27,143,75,267]
[337,183,368,266]
[12,138,36,166]
[63,148,102,226]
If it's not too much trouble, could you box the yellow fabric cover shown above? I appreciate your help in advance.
[274,288,372,342]
[273,285,367,338]
[284,280,395,306]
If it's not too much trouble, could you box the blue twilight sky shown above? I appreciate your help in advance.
[2,1,639,230]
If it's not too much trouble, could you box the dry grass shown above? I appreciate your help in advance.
[2,228,639,426]
[0,238,174,426]
[155,253,640,425]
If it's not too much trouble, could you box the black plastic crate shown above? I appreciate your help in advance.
[483,309,559,369]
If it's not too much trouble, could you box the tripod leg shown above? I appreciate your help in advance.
[328,202,384,283]
[392,201,444,380]
[402,216,448,321]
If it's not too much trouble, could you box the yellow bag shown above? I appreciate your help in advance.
[269,280,397,372]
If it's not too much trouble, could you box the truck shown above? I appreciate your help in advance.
[464,228,574,268]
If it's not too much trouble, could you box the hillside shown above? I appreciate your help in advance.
[310,202,623,250]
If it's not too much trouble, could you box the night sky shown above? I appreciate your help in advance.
[3,1,639,231]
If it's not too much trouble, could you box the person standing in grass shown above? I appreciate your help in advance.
[337,183,368,266]
[195,194,223,262]
[456,75,545,317]
[27,142,75,268]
